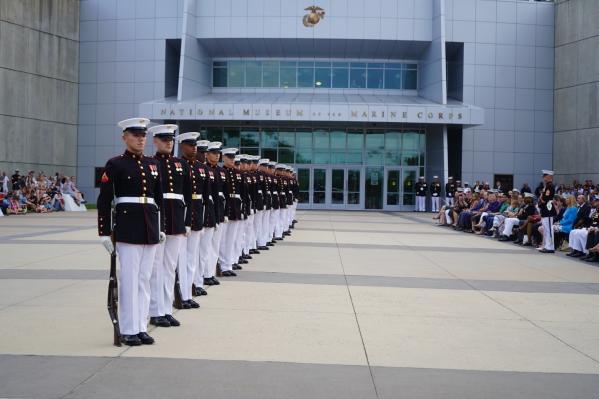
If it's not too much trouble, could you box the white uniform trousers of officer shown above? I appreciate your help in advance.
[149,234,185,318]
[236,217,247,258]
[219,220,241,271]
[270,208,280,239]
[116,242,158,335]
[244,213,256,254]
[254,209,264,248]
[569,228,589,253]
[178,230,200,301]
[260,209,271,245]
[210,222,225,277]
[274,208,285,238]
[194,227,214,287]
[446,197,454,207]
[431,196,440,212]
[541,216,554,250]
[416,195,426,212]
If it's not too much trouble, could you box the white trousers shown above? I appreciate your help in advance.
[445,209,453,224]
[195,227,214,288]
[253,210,261,249]
[416,196,426,211]
[503,218,520,236]
[568,228,589,253]
[272,208,282,238]
[260,209,271,246]
[219,220,241,271]
[446,197,454,207]
[431,196,440,212]
[149,234,185,317]
[279,207,288,234]
[244,213,256,253]
[116,242,158,335]
[541,217,554,250]
[209,222,225,277]
[178,231,200,300]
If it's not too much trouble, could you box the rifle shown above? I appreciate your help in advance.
[173,267,183,309]
[107,232,121,346]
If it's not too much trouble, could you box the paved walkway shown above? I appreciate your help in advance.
[1,210,599,398]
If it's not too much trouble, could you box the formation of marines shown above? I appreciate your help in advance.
[98,118,298,346]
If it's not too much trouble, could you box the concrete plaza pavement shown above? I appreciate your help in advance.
[1,210,599,398]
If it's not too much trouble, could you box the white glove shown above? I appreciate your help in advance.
[185,226,191,237]
[224,216,229,222]
[100,236,114,254]
[159,232,167,242]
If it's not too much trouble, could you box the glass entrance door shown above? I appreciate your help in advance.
[402,168,417,210]
[312,167,327,209]
[383,167,418,210]
[330,167,363,209]
[365,167,383,209]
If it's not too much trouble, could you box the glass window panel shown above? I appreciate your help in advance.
[262,61,279,87]
[280,61,297,67]
[419,134,426,152]
[350,62,366,68]
[296,130,312,148]
[348,193,360,204]
[314,67,331,88]
[332,62,349,68]
[213,61,227,67]
[403,69,417,89]
[261,148,277,162]
[347,130,363,149]
[406,63,418,69]
[295,148,312,164]
[366,150,384,165]
[332,68,349,88]
[367,68,383,89]
[313,168,326,192]
[213,67,227,87]
[385,63,401,69]
[384,69,401,89]
[387,193,399,205]
[387,170,400,194]
[403,170,416,193]
[346,151,362,164]
[365,131,384,149]
[261,129,279,147]
[205,127,223,142]
[350,68,366,88]
[280,67,296,88]
[313,192,325,203]
[330,151,345,164]
[330,130,346,149]
[227,61,244,87]
[223,128,240,147]
[241,147,259,156]
[314,61,330,67]
[385,131,401,150]
[402,132,420,150]
[298,61,314,67]
[314,129,329,148]
[298,169,310,191]
[385,151,401,165]
[403,194,415,206]
[332,169,344,204]
[314,151,330,164]
[278,148,294,163]
[368,62,384,68]
[240,129,259,146]
[298,67,314,87]
[402,152,420,166]
[348,170,360,192]
[278,131,295,147]
[245,61,261,87]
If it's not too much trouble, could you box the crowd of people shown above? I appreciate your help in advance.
[432,176,599,262]
[0,170,85,216]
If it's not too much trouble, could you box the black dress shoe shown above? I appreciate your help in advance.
[538,249,555,254]
[181,301,191,309]
[149,316,171,327]
[249,249,260,254]
[274,237,283,241]
[242,254,252,260]
[522,242,532,247]
[164,314,180,326]
[233,264,242,270]
[283,231,291,236]
[293,219,298,224]
[120,334,142,346]
[187,299,200,308]
[584,254,599,262]
[197,287,208,296]
[267,241,275,246]
[210,277,220,285]
[258,246,269,250]
[566,251,578,257]
[222,270,237,277]
[571,251,584,258]
[238,258,248,264]
[137,332,155,345]
[498,235,510,241]
[204,277,215,286]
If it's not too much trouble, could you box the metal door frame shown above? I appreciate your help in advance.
[383,166,403,211]
[328,166,364,209]
[400,167,419,211]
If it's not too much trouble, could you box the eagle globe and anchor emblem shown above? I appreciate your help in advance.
[303,6,325,27]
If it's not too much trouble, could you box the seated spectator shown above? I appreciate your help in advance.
[552,195,578,251]
[6,193,26,215]
[499,194,537,243]
[567,197,599,258]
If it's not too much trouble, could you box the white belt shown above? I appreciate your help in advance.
[230,194,241,199]
[257,190,263,194]
[273,191,278,195]
[163,193,184,201]
[115,196,156,205]
[208,195,213,201]
[191,194,202,200]
[218,191,225,198]
[288,190,293,193]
